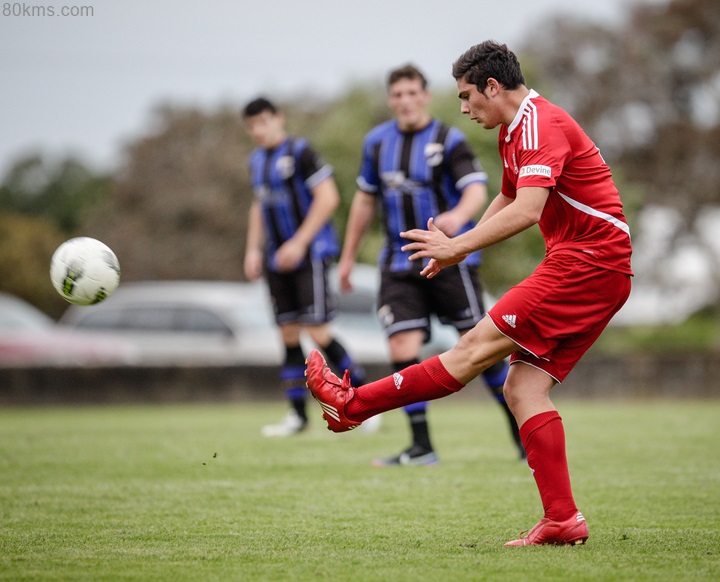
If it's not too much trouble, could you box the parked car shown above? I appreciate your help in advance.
[57,265,467,366]
[59,280,281,366]
[0,292,138,366]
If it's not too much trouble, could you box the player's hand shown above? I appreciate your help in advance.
[244,249,263,281]
[432,210,465,237]
[400,217,458,262]
[274,239,307,272]
[419,258,442,279]
[401,218,467,278]
[337,258,354,293]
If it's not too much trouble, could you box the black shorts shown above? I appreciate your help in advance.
[378,262,486,340]
[266,258,336,326]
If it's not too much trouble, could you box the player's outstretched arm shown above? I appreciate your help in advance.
[401,187,550,278]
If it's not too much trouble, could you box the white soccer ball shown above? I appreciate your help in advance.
[50,237,121,306]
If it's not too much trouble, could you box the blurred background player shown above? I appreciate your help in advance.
[242,97,365,437]
[338,65,524,465]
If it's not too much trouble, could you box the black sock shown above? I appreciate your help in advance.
[321,338,366,385]
[283,345,307,422]
[408,409,432,451]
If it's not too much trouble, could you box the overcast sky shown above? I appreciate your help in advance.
[0,0,662,175]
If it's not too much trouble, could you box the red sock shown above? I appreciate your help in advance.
[520,410,578,521]
[346,356,464,421]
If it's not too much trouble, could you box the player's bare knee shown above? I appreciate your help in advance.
[451,333,497,376]
[502,382,522,415]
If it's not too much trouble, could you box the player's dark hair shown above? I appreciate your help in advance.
[387,64,428,90]
[452,41,525,91]
[242,97,278,118]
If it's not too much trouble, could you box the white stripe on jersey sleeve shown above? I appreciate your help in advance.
[306,164,333,189]
[356,176,378,193]
[456,171,488,191]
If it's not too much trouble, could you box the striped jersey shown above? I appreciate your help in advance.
[248,137,339,272]
[357,119,487,271]
[499,90,633,275]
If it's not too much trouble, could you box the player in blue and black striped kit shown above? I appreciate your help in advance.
[243,97,365,436]
[338,65,525,465]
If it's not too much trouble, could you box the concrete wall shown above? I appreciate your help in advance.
[1,353,719,406]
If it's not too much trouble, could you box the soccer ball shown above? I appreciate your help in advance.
[50,237,121,306]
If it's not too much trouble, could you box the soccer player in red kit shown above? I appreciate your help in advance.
[305,41,632,546]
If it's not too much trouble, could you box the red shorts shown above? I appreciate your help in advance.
[488,253,631,383]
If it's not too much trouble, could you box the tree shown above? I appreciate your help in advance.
[0,212,67,317]
[0,155,111,316]
[0,155,110,232]
[82,105,252,281]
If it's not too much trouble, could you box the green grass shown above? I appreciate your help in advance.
[0,398,718,581]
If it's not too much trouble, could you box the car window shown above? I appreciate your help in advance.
[225,305,274,330]
[73,305,232,335]
[176,308,232,334]
[121,307,176,331]
[72,308,125,329]
[72,306,172,331]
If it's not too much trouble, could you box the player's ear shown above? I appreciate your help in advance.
[485,78,501,97]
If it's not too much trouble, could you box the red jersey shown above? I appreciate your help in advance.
[499,90,633,275]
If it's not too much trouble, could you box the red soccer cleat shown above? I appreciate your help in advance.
[304,350,361,433]
[504,511,589,547]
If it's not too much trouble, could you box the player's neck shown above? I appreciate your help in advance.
[397,113,432,133]
[503,86,531,125]
[264,132,288,150]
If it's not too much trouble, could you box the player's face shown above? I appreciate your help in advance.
[245,111,286,148]
[457,77,500,130]
[387,78,431,131]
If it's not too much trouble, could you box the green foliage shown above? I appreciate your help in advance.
[288,85,388,265]
[0,155,111,316]
[594,306,720,354]
[0,401,718,580]
[81,105,252,282]
[0,155,110,232]
[0,213,68,317]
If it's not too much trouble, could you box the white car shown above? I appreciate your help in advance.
[57,265,465,366]
[0,292,137,367]
[59,280,283,366]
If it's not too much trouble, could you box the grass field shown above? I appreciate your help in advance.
[0,397,718,581]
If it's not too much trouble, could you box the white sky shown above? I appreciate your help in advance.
[0,0,662,174]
